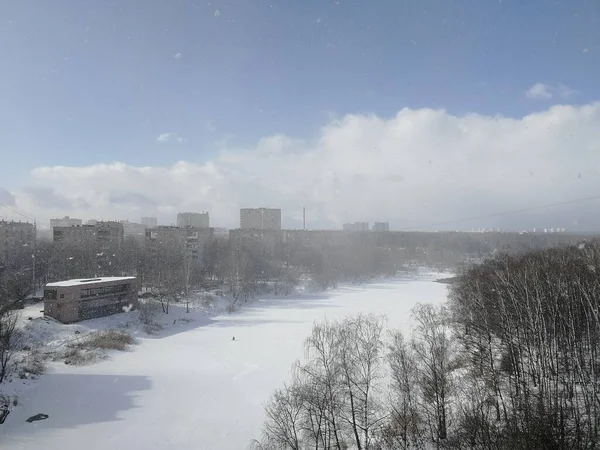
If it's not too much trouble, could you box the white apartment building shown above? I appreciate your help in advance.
[50,216,82,230]
[373,222,390,232]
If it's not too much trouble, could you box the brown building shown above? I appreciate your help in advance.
[44,276,138,323]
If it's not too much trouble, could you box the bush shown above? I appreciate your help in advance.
[138,299,162,333]
[19,351,46,378]
[56,330,135,366]
[201,294,215,308]
[138,299,159,324]
[80,330,135,351]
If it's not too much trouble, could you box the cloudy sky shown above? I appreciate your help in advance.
[0,0,599,230]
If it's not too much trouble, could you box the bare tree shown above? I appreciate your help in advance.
[384,331,425,450]
[411,304,456,447]
[0,311,18,383]
[337,315,387,450]
[261,381,305,450]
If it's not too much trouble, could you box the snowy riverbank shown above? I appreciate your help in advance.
[0,270,451,449]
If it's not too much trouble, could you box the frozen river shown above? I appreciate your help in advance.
[1,273,450,450]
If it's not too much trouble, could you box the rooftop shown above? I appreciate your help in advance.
[46,276,136,288]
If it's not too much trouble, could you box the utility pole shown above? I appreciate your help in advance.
[303,206,306,230]
[32,219,36,293]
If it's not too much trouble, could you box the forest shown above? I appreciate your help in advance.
[252,244,600,450]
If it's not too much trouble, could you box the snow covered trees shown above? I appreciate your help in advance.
[255,315,387,450]
[256,244,600,449]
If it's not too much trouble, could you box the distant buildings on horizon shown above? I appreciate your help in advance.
[177,212,210,228]
[240,207,281,230]
[342,221,390,232]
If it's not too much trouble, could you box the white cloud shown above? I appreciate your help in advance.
[526,83,553,100]
[557,84,577,99]
[12,103,600,230]
[526,82,577,100]
[157,132,182,143]
[174,52,182,59]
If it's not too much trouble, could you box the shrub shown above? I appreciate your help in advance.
[19,351,46,378]
[81,330,135,351]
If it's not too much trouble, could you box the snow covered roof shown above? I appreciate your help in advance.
[45,277,136,288]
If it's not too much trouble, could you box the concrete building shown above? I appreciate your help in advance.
[53,221,124,250]
[240,208,282,230]
[373,222,390,232]
[146,226,214,261]
[177,212,210,228]
[141,216,158,228]
[121,221,146,243]
[50,216,82,230]
[0,220,36,262]
[229,228,283,253]
[43,276,138,323]
[343,222,369,232]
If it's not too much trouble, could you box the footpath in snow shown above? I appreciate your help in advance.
[0,272,451,450]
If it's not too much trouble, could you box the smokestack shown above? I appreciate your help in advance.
[303,207,306,230]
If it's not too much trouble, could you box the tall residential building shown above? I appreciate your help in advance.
[240,208,282,230]
[141,216,158,228]
[145,226,214,261]
[53,221,124,250]
[343,222,369,232]
[50,216,82,230]
[177,212,210,228]
[373,222,390,232]
[0,220,36,262]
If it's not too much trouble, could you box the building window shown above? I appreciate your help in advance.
[44,290,57,300]
[60,294,65,298]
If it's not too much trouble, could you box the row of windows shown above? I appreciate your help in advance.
[80,284,129,298]
[79,300,130,321]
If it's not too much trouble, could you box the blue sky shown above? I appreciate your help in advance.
[1,0,598,180]
[1,1,599,229]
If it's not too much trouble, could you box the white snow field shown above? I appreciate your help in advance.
[1,272,450,450]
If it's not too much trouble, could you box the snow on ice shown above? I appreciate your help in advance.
[0,272,450,449]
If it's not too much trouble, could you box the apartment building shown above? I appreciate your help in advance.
[145,226,214,260]
[53,221,124,250]
[373,222,390,232]
[121,221,146,243]
[50,216,82,230]
[176,212,210,228]
[343,222,369,232]
[141,216,158,228]
[240,208,281,230]
[0,220,36,262]
[44,276,138,323]
[229,228,283,253]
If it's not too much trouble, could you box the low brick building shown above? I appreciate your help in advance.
[43,277,138,323]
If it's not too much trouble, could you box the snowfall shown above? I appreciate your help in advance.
[0,271,450,449]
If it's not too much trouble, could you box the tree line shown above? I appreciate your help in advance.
[252,244,600,449]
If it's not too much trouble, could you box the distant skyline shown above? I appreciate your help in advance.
[1,1,599,230]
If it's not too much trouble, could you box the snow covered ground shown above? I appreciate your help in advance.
[0,271,450,449]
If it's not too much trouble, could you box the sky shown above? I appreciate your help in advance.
[0,0,599,230]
